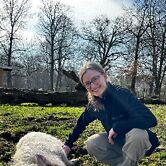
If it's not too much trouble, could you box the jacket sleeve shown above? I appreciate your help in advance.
[112,90,157,135]
[64,106,97,148]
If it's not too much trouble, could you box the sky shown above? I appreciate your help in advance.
[24,0,131,40]
[31,0,131,22]
[59,0,131,23]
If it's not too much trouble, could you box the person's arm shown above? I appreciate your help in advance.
[112,90,157,135]
[64,106,96,149]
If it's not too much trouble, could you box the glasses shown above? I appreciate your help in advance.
[83,75,101,89]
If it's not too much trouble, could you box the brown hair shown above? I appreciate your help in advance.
[79,62,107,110]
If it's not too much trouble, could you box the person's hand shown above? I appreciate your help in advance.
[108,128,117,144]
[62,145,71,156]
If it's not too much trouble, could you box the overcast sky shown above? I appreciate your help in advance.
[59,0,131,23]
[31,0,131,22]
[24,0,131,40]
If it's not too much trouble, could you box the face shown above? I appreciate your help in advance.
[82,69,107,97]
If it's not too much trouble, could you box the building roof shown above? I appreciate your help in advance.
[0,65,12,71]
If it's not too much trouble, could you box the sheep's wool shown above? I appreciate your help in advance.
[13,132,71,166]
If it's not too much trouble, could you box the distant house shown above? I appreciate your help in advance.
[0,65,12,87]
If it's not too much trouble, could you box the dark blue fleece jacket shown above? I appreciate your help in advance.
[65,83,157,148]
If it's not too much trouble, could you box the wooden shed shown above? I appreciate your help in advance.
[0,65,12,87]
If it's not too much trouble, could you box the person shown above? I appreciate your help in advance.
[62,62,159,166]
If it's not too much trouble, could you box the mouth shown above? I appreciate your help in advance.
[92,86,100,93]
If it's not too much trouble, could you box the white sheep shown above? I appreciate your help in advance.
[12,132,76,166]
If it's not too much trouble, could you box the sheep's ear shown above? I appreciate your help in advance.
[35,154,55,166]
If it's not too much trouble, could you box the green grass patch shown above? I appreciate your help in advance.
[0,104,165,165]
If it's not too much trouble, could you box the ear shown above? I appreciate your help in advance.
[35,154,56,166]
[103,73,108,81]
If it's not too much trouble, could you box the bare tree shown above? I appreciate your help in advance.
[9,39,48,89]
[55,15,77,91]
[124,1,149,93]
[145,0,166,96]
[79,15,125,71]
[122,0,150,94]
[0,0,31,87]
[119,0,166,97]
[38,0,77,91]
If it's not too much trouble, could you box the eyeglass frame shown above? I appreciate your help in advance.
[83,74,101,89]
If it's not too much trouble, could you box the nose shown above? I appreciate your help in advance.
[90,82,97,90]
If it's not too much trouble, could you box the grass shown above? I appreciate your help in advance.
[0,104,165,165]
